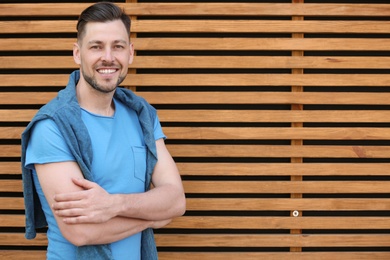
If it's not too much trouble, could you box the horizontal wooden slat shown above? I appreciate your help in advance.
[0,162,21,174]
[2,215,390,229]
[0,251,387,260]
[168,216,390,229]
[2,162,389,177]
[0,198,23,210]
[158,110,390,123]
[0,127,25,139]
[9,194,390,212]
[155,234,390,247]
[168,144,390,158]
[4,144,390,158]
[2,56,390,69]
[158,252,390,260]
[4,92,390,105]
[183,181,390,194]
[2,110,390,123]
[177,163,390,176]
[0,233,47,246]
[3,197,390,211]
[2,74,390,87]
[141,92,390,105]
[1,3,390,17]
[3,20,390,34]
[164,127,390,140]
[2,38,390,51]
[0,251,46,260]
[133,38,390,51]
[5,126,390,140]
[186,198,390,211]
[0,180,22,192]
[0,110,36,122]
[3,179,389,194]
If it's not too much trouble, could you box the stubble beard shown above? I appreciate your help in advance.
[82,70,126,94]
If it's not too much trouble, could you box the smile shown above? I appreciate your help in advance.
[97,68,117,74]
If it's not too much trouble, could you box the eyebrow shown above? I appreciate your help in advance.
[87,40,128,45]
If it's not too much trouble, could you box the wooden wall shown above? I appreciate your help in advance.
[1,1,390,259]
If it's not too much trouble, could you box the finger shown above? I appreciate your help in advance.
[72,177,95,190]
[62,215,89,224]
[52,200,82,210]
[54,208,84,218]
[53,191,84,202]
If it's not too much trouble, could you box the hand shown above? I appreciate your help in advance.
[52,178,117,224]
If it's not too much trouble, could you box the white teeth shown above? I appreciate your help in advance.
[98,69,116,74]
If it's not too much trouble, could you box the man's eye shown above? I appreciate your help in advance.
[115,45,124,49]
[91,45,100,49]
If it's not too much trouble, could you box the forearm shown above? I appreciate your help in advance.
[61,216,153,246]
[113,184,185,221]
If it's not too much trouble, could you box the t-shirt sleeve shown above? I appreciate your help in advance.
[154,114,166,141]
[25,118,75,170]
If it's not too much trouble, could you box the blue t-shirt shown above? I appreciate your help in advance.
[25,98,165,260]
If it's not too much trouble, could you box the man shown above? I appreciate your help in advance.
[21,2,186,259]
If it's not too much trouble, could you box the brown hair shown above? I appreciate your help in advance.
[76,2,131,41]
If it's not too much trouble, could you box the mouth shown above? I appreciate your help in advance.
[97,68,118,74]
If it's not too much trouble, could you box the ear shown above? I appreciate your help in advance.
[73,43,81,65]
[128,43,135,65]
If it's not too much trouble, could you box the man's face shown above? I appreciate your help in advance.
[73,20,134,93]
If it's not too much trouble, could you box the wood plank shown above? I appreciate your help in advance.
[7,91,390,105]
[3,179,390,194]
[2,38,390,51]
[2,109,390,123]
[0,180,22,192]
[132,20,390,34]
[155,234,390,247]
[3,20,390,34]
[0,198,24,210]
[3,197,390,211]
[0,127,24,139]
[4,144,390,158]
[3,215,390,229]
[0,110,36,122]
[140,92,390,105]
[130,74,390,87]
[167,216,390,229]
[132,38,390,51]
[176,163,390,176]
[1,3,390,17]
[0,215,25,227]
[158,110,390,123]
[5,126,390,140]
[163,127,390,140]
[2,56,390,69]
[158,252,390,260]
[186,198,390,211]
[2,74,390,87]
[0,251,46,260]
[167,144,390,158]
[0,162,21,174]
[183,181,390,194]
[0,233,47,246]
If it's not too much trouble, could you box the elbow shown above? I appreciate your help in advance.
[60,226,92,247]
[176,192,186,217]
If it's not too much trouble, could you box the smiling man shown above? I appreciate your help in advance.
[21,2,186,260]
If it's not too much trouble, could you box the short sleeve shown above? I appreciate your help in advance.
[25,119,75,170]
[154,115,166,141]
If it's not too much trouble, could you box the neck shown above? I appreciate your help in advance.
[76,80,115,117]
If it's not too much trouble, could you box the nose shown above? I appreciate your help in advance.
[102,47,115,62]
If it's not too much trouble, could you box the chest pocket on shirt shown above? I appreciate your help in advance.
[132,146,147,183]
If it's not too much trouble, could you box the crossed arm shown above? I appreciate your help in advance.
[35,139,186,246]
